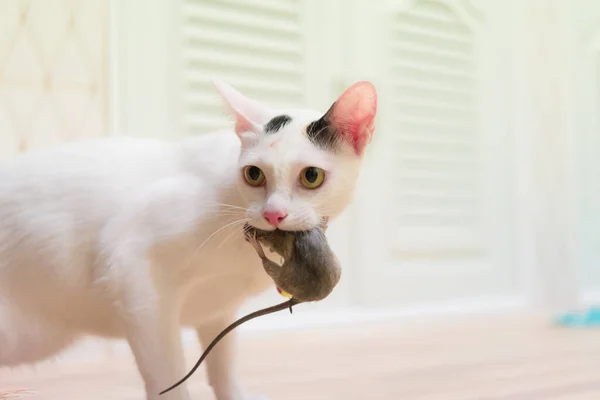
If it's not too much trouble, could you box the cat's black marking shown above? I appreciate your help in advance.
[306,104,339,151]
[264,115,292,133]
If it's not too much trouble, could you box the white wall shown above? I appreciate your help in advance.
[0,0,109,158]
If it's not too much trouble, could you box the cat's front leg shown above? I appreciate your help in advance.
[196,315,269,400]
[120,285,190,400]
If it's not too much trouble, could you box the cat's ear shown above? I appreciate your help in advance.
[325,81,377,155]
[212,78,272,145]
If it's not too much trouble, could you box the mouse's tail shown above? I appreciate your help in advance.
[159,298,300,396]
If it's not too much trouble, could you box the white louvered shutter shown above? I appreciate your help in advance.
[179,0,307,136]
[390,1,480,255]
[356,0,518,306]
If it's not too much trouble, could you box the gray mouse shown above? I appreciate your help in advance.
[161,219,341,395]
[244,217,341,302]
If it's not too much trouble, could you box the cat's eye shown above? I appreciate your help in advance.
[300,167,325,189]
[243,165,265,187]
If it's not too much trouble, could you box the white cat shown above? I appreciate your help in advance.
[0,79,377,400]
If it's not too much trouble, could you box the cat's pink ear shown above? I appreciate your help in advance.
[328,81,377,155]
[212,79,272,142]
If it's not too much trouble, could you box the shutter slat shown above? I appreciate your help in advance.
[184,116,230,134]
[392,59,474,81]
[392,41,471,61]
[394,16,471,41]
[410,0,459,23]
[394,46,472,71]
[184,4,300,37]
[184,26,302,57]
[388,0,481,244]
[186,50,302,79]
[186,0,299,18]
[187,72,304,99]
[186,96,226,116]
[393,31,473,54]
[392,23,471,45]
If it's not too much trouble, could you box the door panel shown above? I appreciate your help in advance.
[353,0,518,307]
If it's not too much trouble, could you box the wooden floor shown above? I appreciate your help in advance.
[2,313,600,399]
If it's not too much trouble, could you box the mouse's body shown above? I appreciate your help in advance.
[245,222,341,302]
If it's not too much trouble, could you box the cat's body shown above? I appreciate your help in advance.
[0,80,377,400]
[0,132,268,346]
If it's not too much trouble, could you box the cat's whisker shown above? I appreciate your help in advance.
[200,208,246,215]
[179,218,248,272]
[199,219,248,252]
[204,202,248,212]
[202,211,245,219]
[200,211,242,217]
[216,222,246,250]
[200,208,246,217]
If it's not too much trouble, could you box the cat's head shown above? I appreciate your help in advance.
[214,79,377,231]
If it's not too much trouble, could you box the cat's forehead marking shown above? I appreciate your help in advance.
[268,137,281,148]
[306,115,339,153]
[264,115,292,134]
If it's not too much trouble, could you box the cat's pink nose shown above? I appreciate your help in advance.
[263,210,287,227]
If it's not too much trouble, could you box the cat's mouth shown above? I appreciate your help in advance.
[243,217,328,237]
[243,224,284,240]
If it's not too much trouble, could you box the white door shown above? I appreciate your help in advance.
[352,0,519,308]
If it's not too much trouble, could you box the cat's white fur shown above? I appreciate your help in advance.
[0,80,377,400]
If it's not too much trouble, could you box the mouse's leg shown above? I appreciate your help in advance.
[246,235,281,281]
[246,234,268,261]
[196,315,269,400]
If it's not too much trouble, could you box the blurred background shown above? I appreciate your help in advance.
[0,0,599,393]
